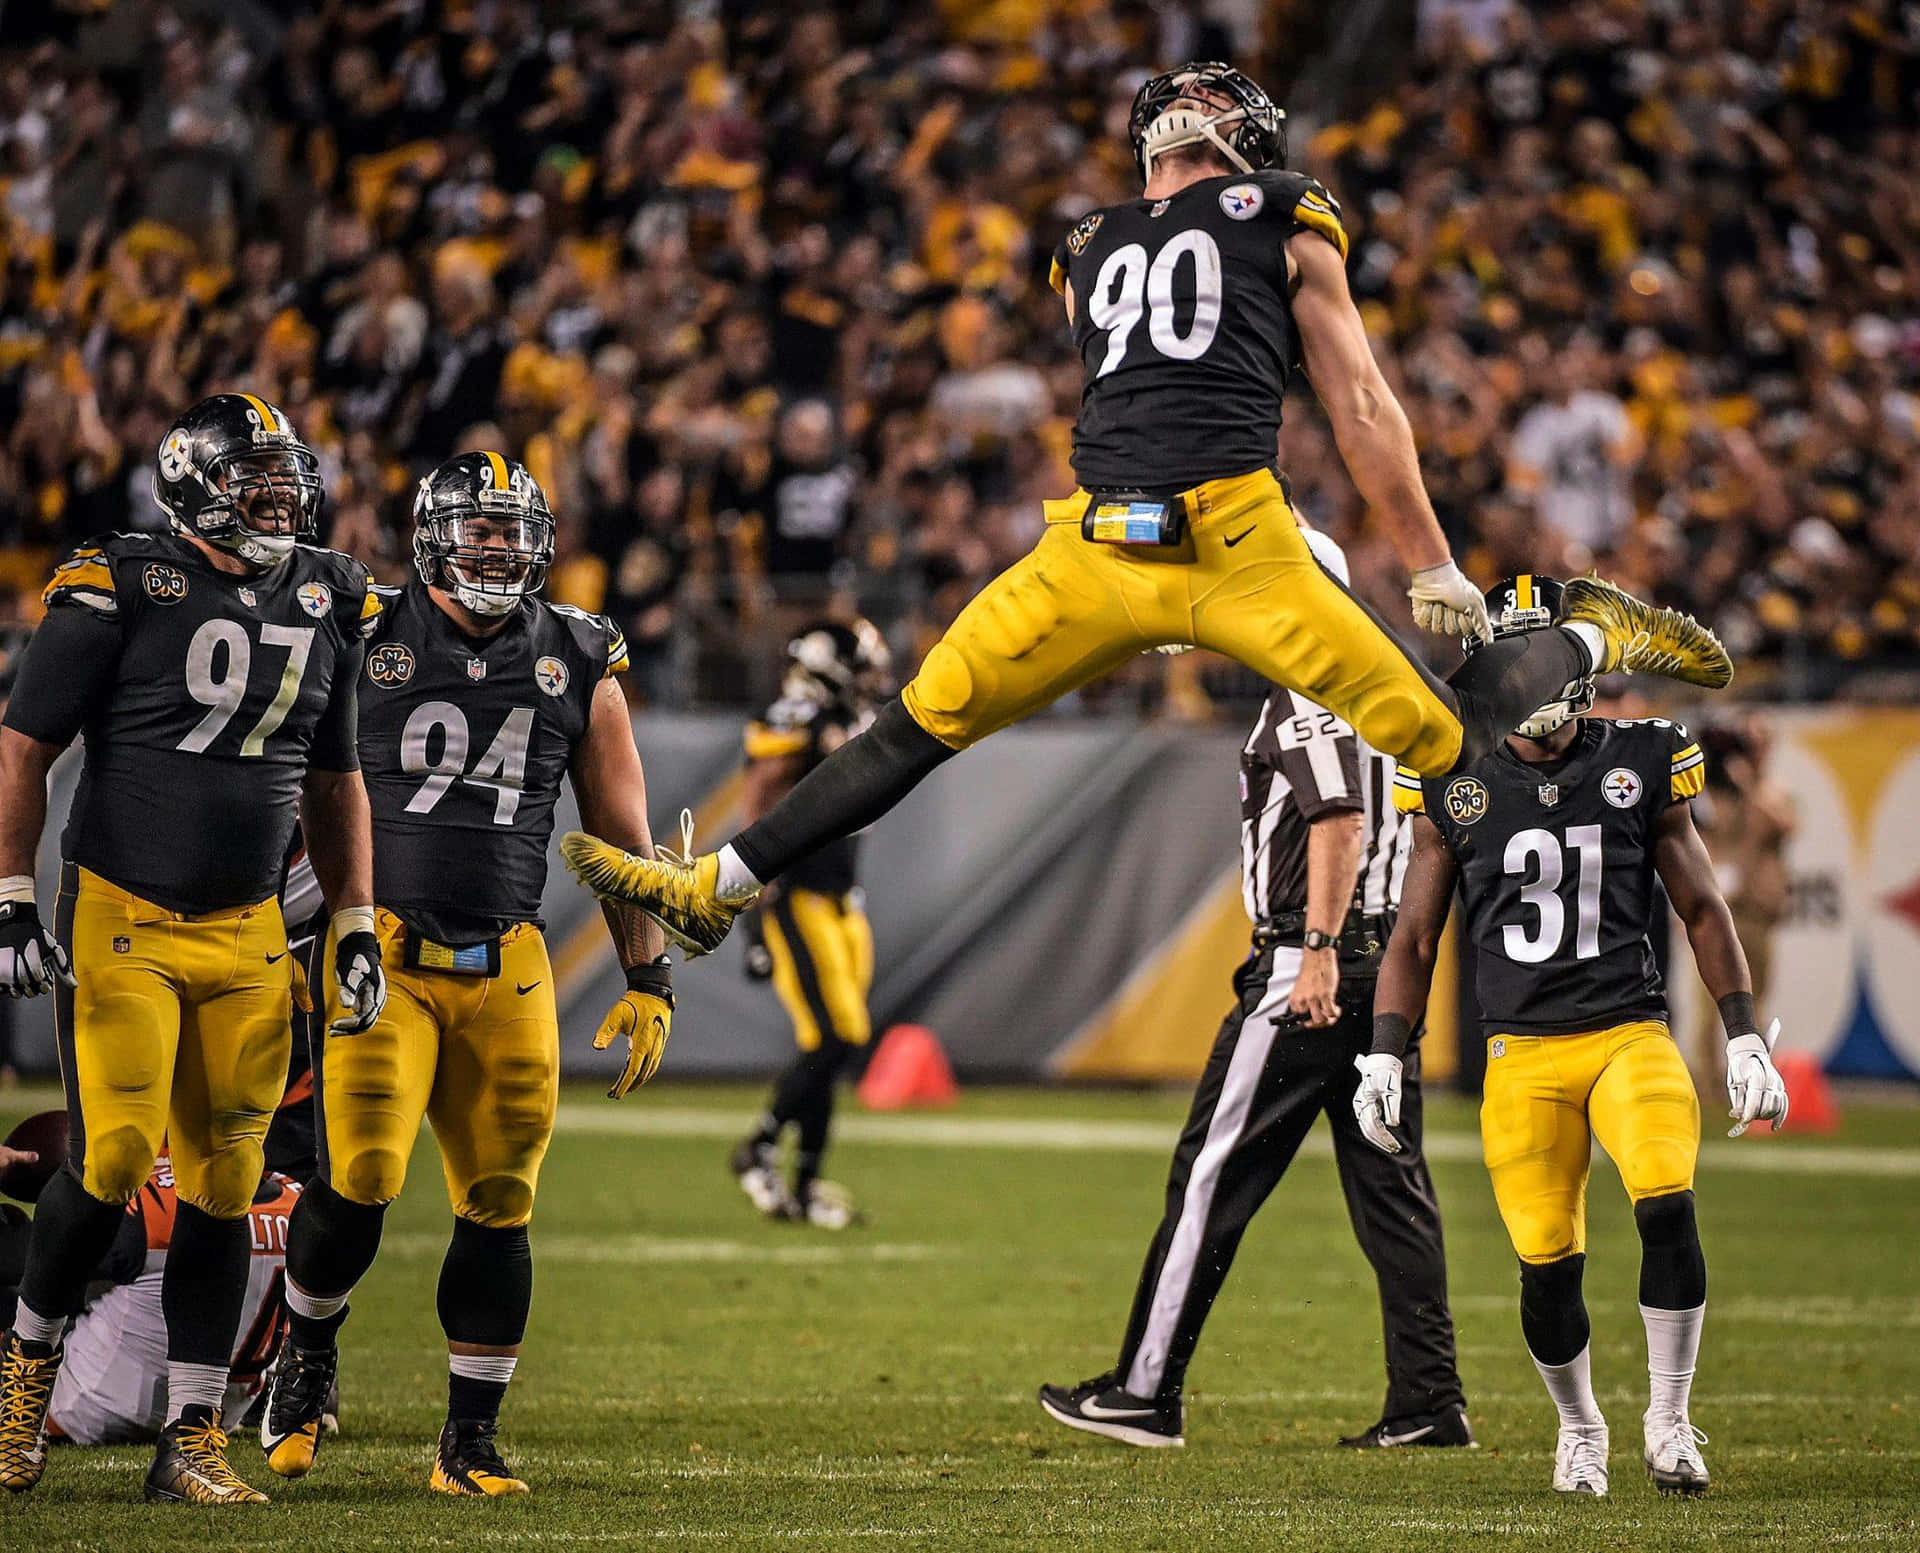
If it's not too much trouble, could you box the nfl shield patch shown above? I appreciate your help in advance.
[467,657,487,681]
[112,936,130,954]
[1537,783,1561,808]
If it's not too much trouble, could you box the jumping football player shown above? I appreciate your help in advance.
[1356,576,1790,1499]
[730,619,891,1229]
[259,452,672,1497]
[559,61,1731,958]
[0,394,384,1504]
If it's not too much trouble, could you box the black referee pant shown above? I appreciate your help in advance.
[1113,943,1464,1425]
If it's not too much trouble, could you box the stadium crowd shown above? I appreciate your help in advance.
[0,0,1913,707]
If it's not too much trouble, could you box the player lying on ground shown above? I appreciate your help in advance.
[0,394,384,1505]
[559,62,1731,954]
[0,1112,311,1447]
[731,620,892,1230]
[1355,575,1790,1499]
[1040,528,1471,1452]
[259,452,672,1498]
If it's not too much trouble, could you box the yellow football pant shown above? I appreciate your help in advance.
[764,889,873,1051]
[318,910,558,1228]
[54,865,291,1217]
[899,469,1464,774]
[1480,1020,1701,1264]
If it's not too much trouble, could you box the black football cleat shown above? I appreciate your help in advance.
[145,1404,268,1504]
[1340,1404,1478,1449]
[1038,1372,1184,1448]
[431,1417,529,1496]
[259,1341,338,1478]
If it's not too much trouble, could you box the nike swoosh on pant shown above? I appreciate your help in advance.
[517,981,542,995]
[1223,526,1256,547]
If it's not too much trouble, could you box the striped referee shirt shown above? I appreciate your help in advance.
[1239,685,1412,926]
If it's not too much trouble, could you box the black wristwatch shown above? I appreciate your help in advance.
[1302,929,1337,953]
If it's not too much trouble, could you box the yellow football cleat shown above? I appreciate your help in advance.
[143,1406,269,1504]
[258,1342,336,1478]
[560,810,755,957]
[1560,576,1733,689]
[430,1420,530,1496]
[0,1333,60,1494]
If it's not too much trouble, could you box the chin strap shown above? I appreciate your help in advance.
[1141,106,1255,177]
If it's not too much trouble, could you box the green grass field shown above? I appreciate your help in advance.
[3,1079,1917,1550]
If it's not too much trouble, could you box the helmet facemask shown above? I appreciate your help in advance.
[1129,63,1285,180]
[199,447,324,570]
[414,467,555,618]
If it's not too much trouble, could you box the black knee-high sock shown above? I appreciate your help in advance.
[163,1203,252,1366]
[1445,628,1592,771]
[1519,1253,1590,1366]
[285,1177,388,1349]
[16,1168,126,1333]
[732,699,955,882]
[438,1218,532,1426]
[785,1039,855,1195]
[1635,1191,1707,1309]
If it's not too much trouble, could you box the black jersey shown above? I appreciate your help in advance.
[743,691,871,895]
[1050,169,1347,492]
[357,582,628,944]
[1394,719,1708,1037]
[4,532,371,914]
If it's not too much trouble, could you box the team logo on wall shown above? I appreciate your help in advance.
[143,564,187,603]
[1219,183,1264,220]
[366,643,415,687]
[535,655,569,696]
[1602,768,1643,808]
[1444,777,1488,825]
[1537,783,1561,808]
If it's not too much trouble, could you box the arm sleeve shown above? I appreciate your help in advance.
[1274,696,1364,820]
[1,604,125,746]
[308,643,363,773]
[1669,722,1706,803]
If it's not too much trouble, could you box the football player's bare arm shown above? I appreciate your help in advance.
[0,730,60,880]
[1370,815,1458,1057]
[1289,809,1364,1028]
[1288,234,1448,575]
[1063,278,1076,326]
[570,676,666,969]
[1654,799,1751,1004]
[298,767,374,913]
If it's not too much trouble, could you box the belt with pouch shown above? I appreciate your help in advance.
[1253,909,1393,961]
[402,927,502,977]
[1081,487,1189,547]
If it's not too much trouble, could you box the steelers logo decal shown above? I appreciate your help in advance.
[1219,183,1264,220]
[535,655,570,697]
[1602,767,1644,808]
[157,429,193,482]
[298,582,332,618]
[366,643,415,687]
[1444,777,1489,825]
[143,564,187,603]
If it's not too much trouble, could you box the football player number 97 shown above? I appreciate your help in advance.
[1088,230,1224,376]
[178,618,315,757]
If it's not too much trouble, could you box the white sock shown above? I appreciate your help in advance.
[1565,621,1608,675]
[286,1279,352,1322]
[166,1361,230,1421]
[449,1352,518,1385]
[1641,1302,1704,1422]
[11,1300,66,1350]
[1532,1342,1606,1430]
[714,844,763,901]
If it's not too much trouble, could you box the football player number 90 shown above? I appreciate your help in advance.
[1088,230,1224,376]
[179,619,315,757]
[399,701,535,824]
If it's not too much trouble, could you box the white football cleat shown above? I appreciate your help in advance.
[1644,1411,1710,1496]
[799,1179,863,1230]
[1553,1421,1610,1496]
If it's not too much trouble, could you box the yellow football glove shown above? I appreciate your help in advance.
[595,957,673,1099]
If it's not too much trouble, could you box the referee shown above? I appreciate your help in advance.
[1039,533,1471,1451]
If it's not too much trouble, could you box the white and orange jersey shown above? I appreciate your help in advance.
[48,1157,301,1444]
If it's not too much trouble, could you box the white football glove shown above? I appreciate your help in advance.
[0,895,73,997]
[328,908,388,1036]
[1352,1053,1404,1155]
[1409,561,1492,642]
[1726,1019,1790,1137]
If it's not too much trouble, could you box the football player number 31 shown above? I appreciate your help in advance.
[1503,824,1604,965]
[1088,230,1223,376]
[400,701,534,824]
[180,619,314,757]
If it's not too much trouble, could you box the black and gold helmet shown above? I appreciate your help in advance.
[154,393,324,571]
[783,617,892,712]
[1127,62,1286,180]
[1468,574,1595,738]
[411,451,555,617]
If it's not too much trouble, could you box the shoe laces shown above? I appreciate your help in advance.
[654,808,699,870]
[1649,1413,1707,1462]
[450,1418,512,1476]
[176,1417,247,1485]
[271,1346,335,1428]
[1560,1424,1608,1480]
[0,1347,55,1448]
